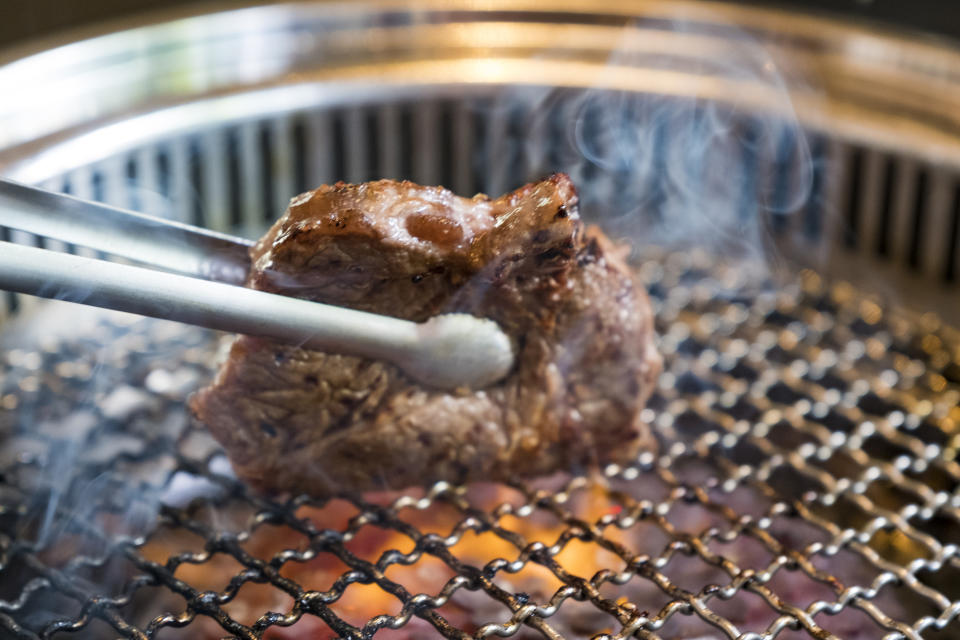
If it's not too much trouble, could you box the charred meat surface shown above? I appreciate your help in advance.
[190,174,661,494]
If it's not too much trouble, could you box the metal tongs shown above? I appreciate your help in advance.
[0,179,513,390]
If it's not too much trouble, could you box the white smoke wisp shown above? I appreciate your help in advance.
[2,308,150,549]
[474,10,819,279]
[0,140,224,594]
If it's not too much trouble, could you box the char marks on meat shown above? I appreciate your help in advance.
[190,174,661,494]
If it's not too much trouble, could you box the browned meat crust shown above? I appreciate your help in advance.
[190,174,660,494]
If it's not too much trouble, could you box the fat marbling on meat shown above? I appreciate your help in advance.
[190,174,661,494]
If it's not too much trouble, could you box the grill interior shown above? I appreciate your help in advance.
[2,248,959,639]
[2,89,960,322]
[3,2,960,638]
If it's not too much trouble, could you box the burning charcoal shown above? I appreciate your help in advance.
[191,175,661,495]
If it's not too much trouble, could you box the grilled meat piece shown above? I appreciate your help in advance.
[190,174,661,494]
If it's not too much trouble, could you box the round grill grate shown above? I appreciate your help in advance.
[1,249,958,639]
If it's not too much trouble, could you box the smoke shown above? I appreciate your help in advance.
[0,304,222,626]
[470,12,817,276]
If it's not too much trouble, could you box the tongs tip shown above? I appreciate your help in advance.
[407,313,514,390]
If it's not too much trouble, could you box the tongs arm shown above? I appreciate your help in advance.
[0,180,514,390]
[0,178,252,284]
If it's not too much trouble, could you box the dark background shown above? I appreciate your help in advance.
[0,0,959,51]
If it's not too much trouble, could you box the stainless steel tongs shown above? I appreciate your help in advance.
[0,179,513,390]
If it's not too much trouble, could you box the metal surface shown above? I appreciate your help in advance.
[0,242,513,390]
[1,251,958,639]
[6,0,960,52]
[0,178,253,284]
[1,1,959,321]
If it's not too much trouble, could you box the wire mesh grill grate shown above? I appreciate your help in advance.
[1,249,959,640]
